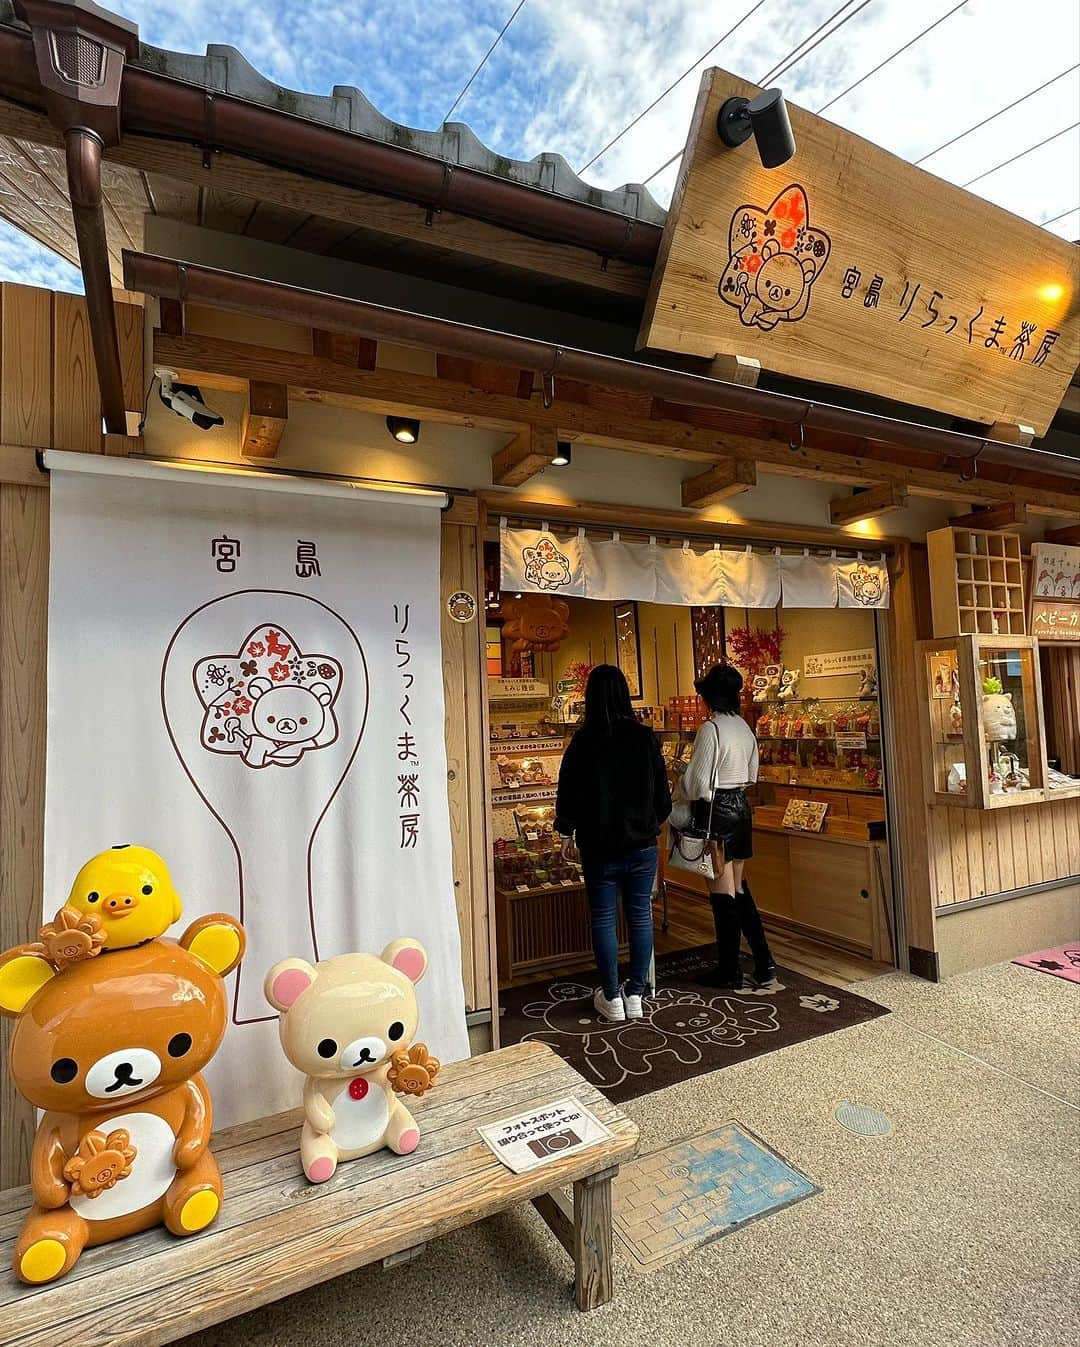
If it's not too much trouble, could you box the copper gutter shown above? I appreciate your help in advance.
[0,22,661,267]
[123,251,1080,487]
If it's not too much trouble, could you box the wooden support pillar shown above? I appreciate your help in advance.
[491,425,557,487]
[681,457,756,508]
[573,1167,617,1311]
[312,328,377,370]
[830,482,908,527]
[948,501,1029,531]
[241,380,288,459]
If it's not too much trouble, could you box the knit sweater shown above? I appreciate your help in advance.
[555,719,672,860]
[681,713,759,799]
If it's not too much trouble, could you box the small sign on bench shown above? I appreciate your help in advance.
[478,1097,612,1174]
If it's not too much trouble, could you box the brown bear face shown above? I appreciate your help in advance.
[754,250,813,313]
[9,938,229,1113]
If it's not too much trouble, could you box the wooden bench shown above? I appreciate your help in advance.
[0,1041,638,1346]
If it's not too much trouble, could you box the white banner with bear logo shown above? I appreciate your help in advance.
[500,523,887,609]
[44,454,469,1129]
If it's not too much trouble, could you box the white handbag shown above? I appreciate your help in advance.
[668,722,720,882]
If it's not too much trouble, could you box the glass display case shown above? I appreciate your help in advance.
[918,635,1047,809]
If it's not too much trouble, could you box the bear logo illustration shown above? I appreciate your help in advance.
[521,536,572,591]
[849,565,883,607]
[718,185,830,332]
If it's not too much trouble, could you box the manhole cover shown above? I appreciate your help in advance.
[834,1101,892,1136]
[669,1164,690,1179]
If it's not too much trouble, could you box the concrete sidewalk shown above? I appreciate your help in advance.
[181,961,1079,1347]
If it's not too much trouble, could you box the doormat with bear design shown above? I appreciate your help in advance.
[499,944,888,1104]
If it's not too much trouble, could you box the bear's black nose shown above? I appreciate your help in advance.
[105,1061,143,1092]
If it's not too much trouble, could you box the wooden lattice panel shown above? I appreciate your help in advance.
[928,526,1026,638]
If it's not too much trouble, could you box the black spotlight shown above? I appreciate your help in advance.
[386,415,421,444]
[717,88,795,168]
[552,440,572,467]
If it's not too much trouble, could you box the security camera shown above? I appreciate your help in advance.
[155,367,224,431]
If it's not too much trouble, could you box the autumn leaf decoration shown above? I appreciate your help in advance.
[32,906,106,970]
[63,1129,137,1198]
[387,1043,441,1097]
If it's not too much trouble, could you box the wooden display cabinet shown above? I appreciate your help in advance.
[918,634,1047,809]
[927,526,1026,637]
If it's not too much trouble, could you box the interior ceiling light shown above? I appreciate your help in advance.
[552,441,572,467]
[717,88,796,168]
[386,415,421,444]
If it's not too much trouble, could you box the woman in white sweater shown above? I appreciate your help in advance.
[680,663,776,991]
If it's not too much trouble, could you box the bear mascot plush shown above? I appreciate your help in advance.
[265,938,439,1183]
[0,904,244,1284]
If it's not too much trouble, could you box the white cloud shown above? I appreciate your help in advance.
[0,218,83,291]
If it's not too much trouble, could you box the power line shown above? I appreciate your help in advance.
[1040,204,1079,228]
[578,0,770,175]
[442,0,527,124]
[961,122,1079,188]
[914,65,1079,165]
[816,0,969,115]
[642,0,870,187]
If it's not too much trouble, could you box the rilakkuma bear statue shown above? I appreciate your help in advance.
[0,904,245,1283]
[981,676,1017,742]
[265,939,439,1183]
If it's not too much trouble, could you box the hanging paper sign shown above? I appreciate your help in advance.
[500,526,586,597]
[836,557,890,609]
[1029,542,1080,642]
[804,648,876,678]
[638,68,1079,437]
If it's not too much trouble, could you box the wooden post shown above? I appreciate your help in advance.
[830,483,908,528]
[241,380,288,458]
[491,426,557,487]
[948,501,1028,531]
[573,1166,617,1311]
[681,457,756,509]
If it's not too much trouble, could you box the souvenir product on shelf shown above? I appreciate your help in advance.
[0,900,245,1284]
[500,594,571,653]
[65,844,183,949]
[812,714,831,739]
[858,667,878,697]
[864,765,882,790]
[756,711,774,738]
[832,704,852,733]
[776,669,800,702]
[751,665,782,702]
[495,756,522,788]
[265,939,434,1184]
[981,677,1016,742]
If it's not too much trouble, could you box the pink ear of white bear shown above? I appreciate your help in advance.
[264,958,318,1011]
[382,937,428,984]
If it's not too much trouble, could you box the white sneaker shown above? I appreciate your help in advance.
[621,985,644,1019]
[594,987,626,1022]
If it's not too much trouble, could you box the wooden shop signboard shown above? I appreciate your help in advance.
[639,68,1079,437]
[1030,542,1080,642]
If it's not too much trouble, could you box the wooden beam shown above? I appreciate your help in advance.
[948,501,1029,532]
[706,353,760,387]
[312,328,377,370]
[1043,523,1080,546]
[986,420,1035,447]
[153,331,1080,518]
[682,457,757,508]
[241,380,288,458]
[159,298,185,337]
[0,443,47,487]
[492,426,557,487]
[830,483,908,527]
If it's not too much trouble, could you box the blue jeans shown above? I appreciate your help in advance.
[581,845,657,999]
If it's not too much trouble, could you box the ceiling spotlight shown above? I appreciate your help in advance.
[717,88,795,168]
[386,415,421,444]
[552,441,572,467]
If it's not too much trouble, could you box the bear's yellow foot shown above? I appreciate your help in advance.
[179,1188,220,1233]
[19,1238,68,1284]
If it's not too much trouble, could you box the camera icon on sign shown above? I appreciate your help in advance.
[527,1128,581,1159]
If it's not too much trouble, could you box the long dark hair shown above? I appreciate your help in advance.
[582,664,634,735]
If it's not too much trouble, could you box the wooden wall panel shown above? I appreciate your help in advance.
[116,299,145,418]
[928,796,1080,906]
[52,291,99,452]
[1,284,52,447]
[439,511,493,1024]
[0,484,48,1188]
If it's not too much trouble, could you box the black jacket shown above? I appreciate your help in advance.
[555,719,672,861]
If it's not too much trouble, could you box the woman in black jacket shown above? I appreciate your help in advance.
[555,665,672,1023]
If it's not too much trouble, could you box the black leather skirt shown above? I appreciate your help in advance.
[691,787,753,860]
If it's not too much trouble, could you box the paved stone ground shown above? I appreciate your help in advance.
[179,960,1080,1347]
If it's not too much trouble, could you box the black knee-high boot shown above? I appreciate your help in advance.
[736,880,774,980]
[696,892,743,988]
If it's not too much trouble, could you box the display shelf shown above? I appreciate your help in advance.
[488,737,565,754]
[757,734,881,742]
[758,765,882,794]
[496,881,585,899]
[928,526,1026,637]
[755,696,878,706]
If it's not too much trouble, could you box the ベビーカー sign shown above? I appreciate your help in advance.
[639,69,1079,437]
[1030,542,1080,643]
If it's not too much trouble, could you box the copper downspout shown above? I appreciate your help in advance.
[65,126,126,432]
[123,251,1080,488]
[0,23,661,267]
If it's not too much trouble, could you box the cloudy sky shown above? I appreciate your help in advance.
[2,0,1077,291]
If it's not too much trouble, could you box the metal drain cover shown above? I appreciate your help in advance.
[834,1101,892,1136]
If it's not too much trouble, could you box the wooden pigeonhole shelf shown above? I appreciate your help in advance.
[928,526,1026,638]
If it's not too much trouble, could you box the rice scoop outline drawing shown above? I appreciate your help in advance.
[522,536,572,591]
[718,185,830,332]
[163,591,368,1023]
[194,625,342,768]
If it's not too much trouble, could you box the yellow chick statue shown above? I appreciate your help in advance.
[65,845,183,949]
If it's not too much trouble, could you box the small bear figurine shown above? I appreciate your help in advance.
[265,939,434,1184]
